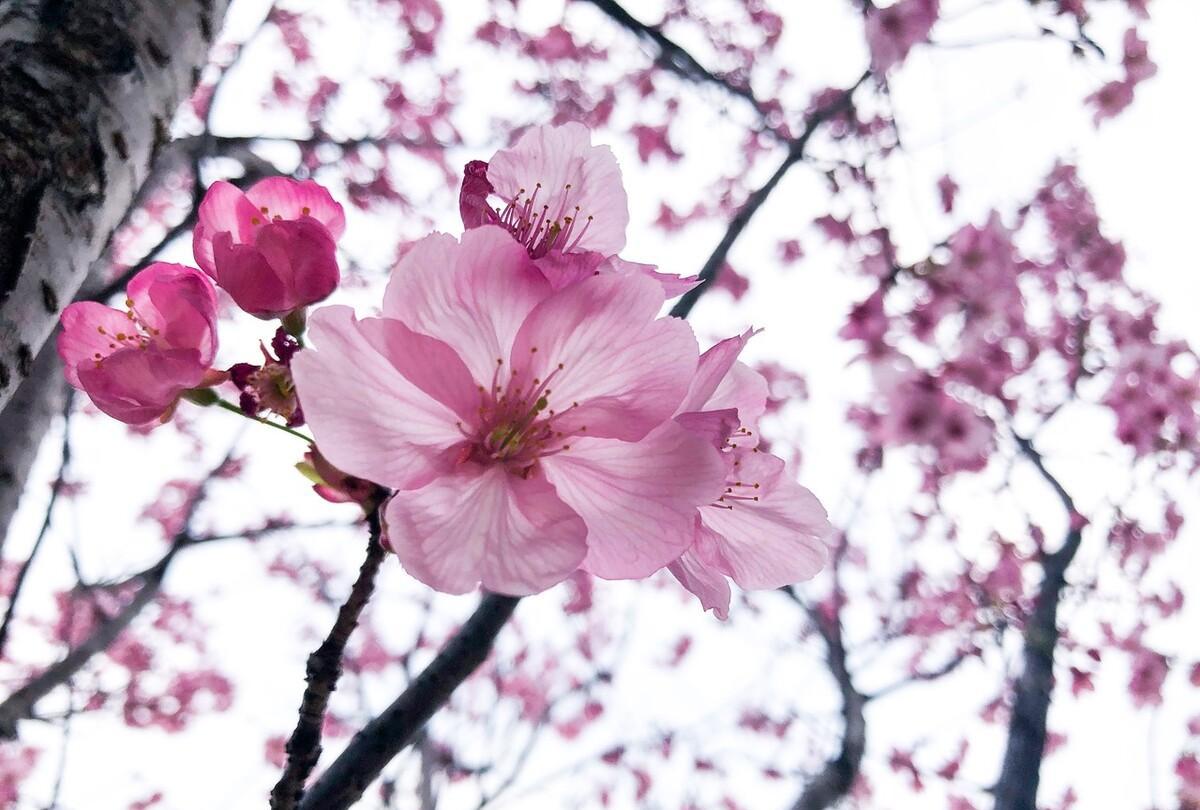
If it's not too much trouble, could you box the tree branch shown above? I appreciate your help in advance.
[0,0,230,412]
[992,432,1084,810]
[576,0,778,128]
[0,446,235,739]
[270,507,387,810]
[669,72,869,320]
[782,588,867,810]
[296,593,521,810]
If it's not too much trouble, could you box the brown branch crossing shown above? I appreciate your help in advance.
[295,593,521,810]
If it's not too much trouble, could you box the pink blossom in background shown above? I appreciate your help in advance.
[1086,79,1136,124]
[193,177,346,318]
[293,226,724,595]
[57,263,220,425]
[860,358,993,475]
[864,0,939,73]
[668,332,833,619]
[459,122,629,257]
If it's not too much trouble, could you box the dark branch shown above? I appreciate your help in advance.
[866,651,971,700]
[992,432,1084,810]
[781,588,867,810]
[669,73,869,320]
[0,553,171,739]
[0,447,235,739]
[271,508,387,810]
[576,0,777,127]
[296,593,521,810]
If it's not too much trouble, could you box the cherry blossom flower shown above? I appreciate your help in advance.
[57,262,220,425]
[460,122,628,257]
[866,359,993,474]
[667,332,833,619]
[293,226,724,595]
[459,123,698,295]
[193,177,346,319]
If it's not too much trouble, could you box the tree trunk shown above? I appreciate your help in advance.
[0,340,65,555]
[0,0,229,414]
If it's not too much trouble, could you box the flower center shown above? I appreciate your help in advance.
[712,433,762,510]
[91,299,160,365]
[458,355,583,474]
[496,182,594,258]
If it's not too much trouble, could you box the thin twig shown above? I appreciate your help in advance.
[577,0,778,130]
[270,508,387,810]
[669,72,870,320]
[0,392,74,658]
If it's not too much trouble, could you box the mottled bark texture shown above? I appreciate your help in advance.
[0,0,228,413]
[0,340,64,556]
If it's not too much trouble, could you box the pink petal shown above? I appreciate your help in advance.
[534,250,605,291]
[674,408,740,449]
[211,232,288,318]
[542,422,725,579]
[459,160,500,229]
[382,228,552,384]
[126,263,218,364]
[77,348,205,425]
[292,306,466,490]
[194,181,260,274]
[57,303,143,387]
[487,122,629,256]
[681,329,759,414]
[385,464,588,595]
[700,451,831,589]
[246,177,346,239]
[212,220,339,318]
[704,361,769,432]
[601,256,700,298]
[510,273,697,441]
[535,252,700,299]
[668,535,732,620]
[357,316,480,425]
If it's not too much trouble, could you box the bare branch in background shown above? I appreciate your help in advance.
[782,585,867,810]
[577,0,781,131]
[992,433,1084,810]
[0,446,240,739]
[670,72,869,319]
[0,391,73,658]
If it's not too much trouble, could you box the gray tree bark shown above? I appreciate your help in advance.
[0,0,230,414]
[0,340,64,553]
